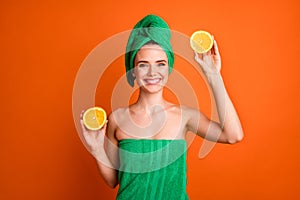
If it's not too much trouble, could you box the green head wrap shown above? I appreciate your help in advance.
[125,14,174,87]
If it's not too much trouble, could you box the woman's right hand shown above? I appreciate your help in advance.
[80,110,108,158]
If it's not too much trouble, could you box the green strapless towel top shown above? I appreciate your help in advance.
[117,139,189,200]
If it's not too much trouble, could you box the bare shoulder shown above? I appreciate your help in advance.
[109,107,127,120]
[179,105,207,125]
[178,105,199,116]
[163,103,196,117]
[164,104,197,123]
[107,107,130,128]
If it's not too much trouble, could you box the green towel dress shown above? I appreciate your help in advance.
[117,139,189,200]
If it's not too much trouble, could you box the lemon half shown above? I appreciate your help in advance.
[190,30,213,53]
[83,107,107,130]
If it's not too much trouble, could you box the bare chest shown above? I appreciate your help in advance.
[115,110,188,140]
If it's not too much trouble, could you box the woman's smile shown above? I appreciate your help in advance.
[143,77,162,85]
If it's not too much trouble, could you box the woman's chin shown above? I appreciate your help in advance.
[141,84,164,93]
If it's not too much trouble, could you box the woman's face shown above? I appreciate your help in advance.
[134,44,169,93]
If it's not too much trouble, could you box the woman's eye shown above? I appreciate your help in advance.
[157,63,166,67]
[138,63,148,68]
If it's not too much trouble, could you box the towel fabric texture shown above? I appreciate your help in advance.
[125,14,174,86]
[116,139,189,200]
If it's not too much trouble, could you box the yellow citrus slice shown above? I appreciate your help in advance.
[190,30,213,53]
[83,107,107,130]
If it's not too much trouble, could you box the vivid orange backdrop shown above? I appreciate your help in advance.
[1,0,300,199]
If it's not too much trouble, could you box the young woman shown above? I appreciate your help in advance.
[80,14,244,200]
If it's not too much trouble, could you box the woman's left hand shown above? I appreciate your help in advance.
[194,37,222,75]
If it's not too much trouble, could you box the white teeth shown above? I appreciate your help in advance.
[144,78,161,84]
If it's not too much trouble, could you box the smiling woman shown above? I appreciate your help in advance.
[79,14,244,200]
[133,43,169,93]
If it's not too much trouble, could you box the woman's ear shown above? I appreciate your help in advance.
[132,73,135,78]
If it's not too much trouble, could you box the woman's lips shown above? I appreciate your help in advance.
[143,78,161,85]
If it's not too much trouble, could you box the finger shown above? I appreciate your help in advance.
[195,51,205,59]
[80,118,87,132]
[202,50,212,60]
[210,36,215,55]
[100,120,109,132]
[194,51,203,62]
[194,51,202,62]
[101,120,108,129]
[194,51,199,59]
[204,49,211,56]
[80,110,85,129]
[213,39,220,56]
[211,46,215,55]
[194,52,206,68]
[80,110,85,119]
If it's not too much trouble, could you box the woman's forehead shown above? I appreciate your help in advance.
[136,44,168,61]
[140,43,163,50]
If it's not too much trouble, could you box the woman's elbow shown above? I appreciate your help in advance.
[227,131,244,144]
[101,172,118,189]
[106,180,118,189]
[108,183,118,189]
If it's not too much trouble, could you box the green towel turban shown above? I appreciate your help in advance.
[125,14,174,87]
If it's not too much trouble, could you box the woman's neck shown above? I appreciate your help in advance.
[134,89,166,112]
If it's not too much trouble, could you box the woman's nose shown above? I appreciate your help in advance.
[147,65,156,76]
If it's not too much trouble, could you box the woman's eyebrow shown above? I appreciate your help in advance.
[136,60,149,64]
[155,60,167,63]
[136,60,167,64]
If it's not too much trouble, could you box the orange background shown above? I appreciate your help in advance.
[1,0,300,199]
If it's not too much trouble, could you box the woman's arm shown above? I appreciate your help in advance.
[187,38,244,144]
[80,111,118,188]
